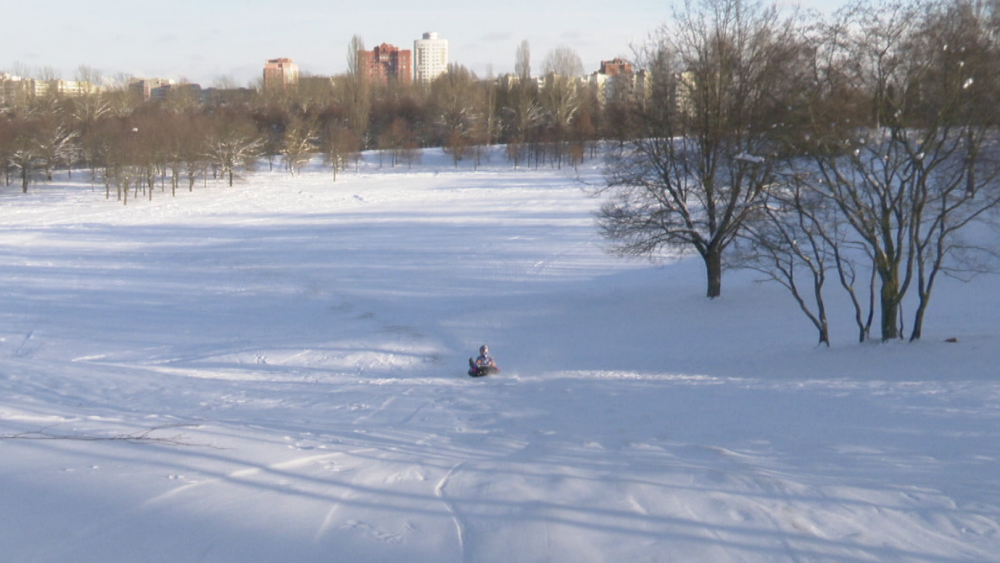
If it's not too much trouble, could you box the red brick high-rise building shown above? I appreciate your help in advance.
[599,58,633,77]
[263,58,300,91]
[361,43,412,85]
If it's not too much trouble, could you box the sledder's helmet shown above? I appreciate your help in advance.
[480,345,488,354]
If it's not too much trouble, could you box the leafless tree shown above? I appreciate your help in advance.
[500,58,542,168]
[158,113,193,195]
[515,40,532,81]
[282,113,320,175]
[182,115,209,191]
[161,83,202,115]
[68,90,109,184]
[537,47,585,168]
[343,35,372,146]
[126,113,164,201]
[204,111,263,187]
[0,117,14,187]
[542,46,585,78]
[8,115,43,193]
[36,66,60,81]
[483,64,499,147]
[377,117,418,167]
[103,73,140,118]
[597,0,805,298]
[34,103,78,181]
[430,64,482,166]
[539,76,580,168]
[321,120,359,182]
[735,167,880,345]
[795,0,1000,341]
[74,65,102,87]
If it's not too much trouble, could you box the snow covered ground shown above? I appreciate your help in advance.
[1,149,998,562]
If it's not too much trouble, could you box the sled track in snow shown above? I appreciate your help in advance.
[435,462,468,562]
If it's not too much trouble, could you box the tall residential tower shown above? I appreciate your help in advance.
[413,32,448,84]
[361,43,412,85]
[263,58,300,91]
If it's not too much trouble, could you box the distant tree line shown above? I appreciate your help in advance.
[0,36,622,200]
[597,0,1000,344]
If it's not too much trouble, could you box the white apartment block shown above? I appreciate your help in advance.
[413,32,448,84]
[0,74,101,105]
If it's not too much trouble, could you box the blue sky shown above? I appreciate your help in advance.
[2,0,848,87]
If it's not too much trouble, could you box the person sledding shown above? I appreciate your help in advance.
[468,345,500,377]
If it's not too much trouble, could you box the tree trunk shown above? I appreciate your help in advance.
[814,278,830,347]
[879,272,901,341]
[704,247,723,298]
[910,294,928,342]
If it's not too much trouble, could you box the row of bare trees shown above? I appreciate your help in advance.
[0,99,266,202]
[597,0,1000,344]
[1,36,632,198]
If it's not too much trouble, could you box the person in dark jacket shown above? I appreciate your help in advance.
[468,344,500,377]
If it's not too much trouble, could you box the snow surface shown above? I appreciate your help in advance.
[1,149,999,562]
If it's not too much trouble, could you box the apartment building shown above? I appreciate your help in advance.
[151,83,203,102]
[413,32,448,84]
[599,58,632,77]
[362,43,412,85]
[0,74,101,105]
[1,75,49,102]
[587,58,648,106]
[263,58,300,91]
[129,77,172,101]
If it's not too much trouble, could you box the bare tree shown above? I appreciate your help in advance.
[127,113,164,201]
[0,117,14,187]
[502,42,543,169]
[68,87,109,183]
[8,116,43,193]
[515,40,532,81]
[321,119,359,182]
[796,0,1000,341]
[343,35,372,146]
[377,117,418,167]
[483,64,499,147]
[33,102,78,181]
[597,0,805,298]
[282,113,320,175]
[183,115,209,191]
[540,81,579,168]
[204,112,262,186]
[893,0,1000,341]
[542,46,585,77]
[429,64,483,166]
[75,64,103,88]
[537,46,585,168]
[734,163,884,345]
[158,113,198,195]
[103,73,140,118]
[82,116,123,200]
[37,66,60,81]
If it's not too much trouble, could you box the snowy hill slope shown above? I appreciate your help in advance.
[1,149,998,562]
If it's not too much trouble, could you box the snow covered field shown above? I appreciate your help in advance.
[1,149,999,562]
